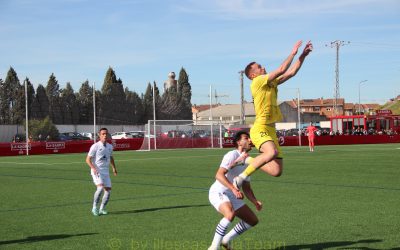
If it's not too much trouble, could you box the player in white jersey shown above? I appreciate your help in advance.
[85,128,117,216]
[208,131,262,250]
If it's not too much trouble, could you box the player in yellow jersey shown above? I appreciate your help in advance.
[233,40,313,188]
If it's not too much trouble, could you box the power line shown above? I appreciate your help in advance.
[350,41,400,49]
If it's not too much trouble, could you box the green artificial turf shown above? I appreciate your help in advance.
[0,144,399,249]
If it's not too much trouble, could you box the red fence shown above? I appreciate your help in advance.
[0,138,144,157]
[1,135,399,156]
[223,134,400,147]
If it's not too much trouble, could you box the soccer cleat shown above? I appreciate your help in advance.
[207,246,218,250]
[221,241,233,250]
[92,208,99,216]
[99,209,108,215]
[233,175,245,190]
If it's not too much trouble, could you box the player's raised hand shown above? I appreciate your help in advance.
[291,40,303,55]
[302,40,313,56]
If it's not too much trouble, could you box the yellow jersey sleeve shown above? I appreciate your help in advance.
[250,75,282,125]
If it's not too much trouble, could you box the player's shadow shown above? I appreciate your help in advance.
[112,204,209,215]
[270,239,386,250]
[0,233,97,246]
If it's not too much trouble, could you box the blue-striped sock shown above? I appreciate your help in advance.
[93,186,103,209]
[222,220,252,244]
[210,217,231,248]
[100,190,110,210]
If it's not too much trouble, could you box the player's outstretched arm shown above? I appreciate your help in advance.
[215,167,243,199]
[277,41,313,85]
[242,182,262,211]
[110,156,117,176]
[268,40,302,82]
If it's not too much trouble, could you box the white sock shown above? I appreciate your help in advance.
[100,190,111,210]
[210,217,231,248]
[222,220,252,244]
[93,186,103,209]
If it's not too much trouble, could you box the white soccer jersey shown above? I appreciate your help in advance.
[88,141,113,175]
[209,149,250,193]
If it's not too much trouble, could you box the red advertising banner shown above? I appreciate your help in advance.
[46,142,66,153]
[376,110,392,115]
[0,138,144,157]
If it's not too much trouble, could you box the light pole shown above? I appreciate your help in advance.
[238,70,245,125]
[358,80,367,114]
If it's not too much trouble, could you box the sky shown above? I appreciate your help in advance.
[0,0,399,106]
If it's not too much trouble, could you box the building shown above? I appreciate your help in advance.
[194,102,255,126]
[195,101,326,126]
[193,98,380,127]
[285,98,345,118]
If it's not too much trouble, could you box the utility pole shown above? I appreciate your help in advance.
[239,70,245,125]
[326,40,350,116]
[358,80,368,114]
[214,89,229,105]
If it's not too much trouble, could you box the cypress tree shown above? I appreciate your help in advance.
[25,78,36,120]
[125,88,144,125]
[35,84,50,119]
[45,73,63,124]
[160,87,182,120]
[61,83,79,124]
[0,78,6,124]
[177,68,192,119]
[142,82,154,123]
[101,67,127,124]
[3,67,25,124]
[77,80,93,124]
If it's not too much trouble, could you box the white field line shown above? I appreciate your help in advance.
[0,154,224,166]
[1,146,399,166]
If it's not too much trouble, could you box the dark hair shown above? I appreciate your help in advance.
[244,62,256,80]
[99,127,108,133]
[233,131,250,148]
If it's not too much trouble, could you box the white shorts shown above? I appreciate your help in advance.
[91,173,111,187]
[209,189,245,212]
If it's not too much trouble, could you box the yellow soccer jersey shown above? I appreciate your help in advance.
[250,74,283,125]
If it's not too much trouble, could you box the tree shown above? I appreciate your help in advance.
[77,80,93,124]
[100,67,127,124]
[28,116,59,141]
[0,78,6,124]
[160,87,182,120]
[34,84,50,119]
[45,73,63,124]
[25,78,36,121]
[142,82,154,123]
[125,88,144,125]
[61,83,79,124]
[177,68,193,119]
[1,67,25,124]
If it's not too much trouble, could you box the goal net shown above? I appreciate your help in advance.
[139,120,226,151]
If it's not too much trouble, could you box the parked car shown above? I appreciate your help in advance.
[111,132,133,139]
[61,132,91,141]
[12,134,26,142]
[58,134,73,141]
[81,132,95,140]
[128,131,145,138]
